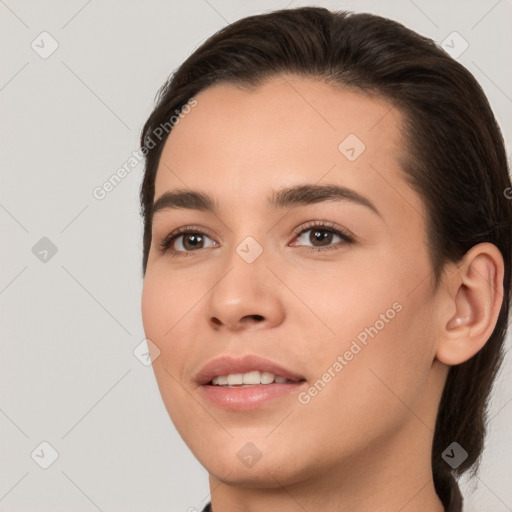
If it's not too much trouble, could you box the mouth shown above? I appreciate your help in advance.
[208,370,305,387]
[196,354,306,385]
[196,355,307,410]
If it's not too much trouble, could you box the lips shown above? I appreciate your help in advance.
[195,354,306,386]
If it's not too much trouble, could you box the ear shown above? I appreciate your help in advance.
[435,242,505,366]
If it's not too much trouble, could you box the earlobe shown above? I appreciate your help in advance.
[436,243,504,366]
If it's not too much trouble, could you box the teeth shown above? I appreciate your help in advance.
[260,371,274,384]
[227,374,243,385]
[242,370,261,385]
[211,371,293,386]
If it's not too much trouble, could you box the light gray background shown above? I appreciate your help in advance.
[1,1,511,511]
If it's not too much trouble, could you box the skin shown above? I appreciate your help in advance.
[141,75,504,512]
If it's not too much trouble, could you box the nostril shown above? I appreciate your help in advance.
[245,314,264,322]
[239,314,265,325]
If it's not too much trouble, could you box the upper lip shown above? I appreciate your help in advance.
[195,354,306,385]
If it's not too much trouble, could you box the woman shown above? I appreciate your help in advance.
[139,7,511,511]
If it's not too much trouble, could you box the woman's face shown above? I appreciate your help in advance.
[141,76,447,486]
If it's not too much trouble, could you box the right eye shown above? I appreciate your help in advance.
[159,227,217,256]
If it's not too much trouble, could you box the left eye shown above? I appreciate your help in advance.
[290,223,354,251]
[292,226,347,250]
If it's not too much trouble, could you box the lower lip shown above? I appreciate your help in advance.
[200,382,306,410]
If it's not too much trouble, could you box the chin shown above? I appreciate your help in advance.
[195,442,312,489]
[206,461,301,488]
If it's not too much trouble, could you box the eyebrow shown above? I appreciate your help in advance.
[151,184,381,219]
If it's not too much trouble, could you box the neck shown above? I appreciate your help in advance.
[207,416,446,512]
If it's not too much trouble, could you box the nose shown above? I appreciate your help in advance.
[205,255,286,332]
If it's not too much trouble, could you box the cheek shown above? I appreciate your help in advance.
[141,272,193,374]
[141,267,200,340]
[299,254,436,415]
[141,273,198,422]
[293,298,435,463]
[141,278,169,356]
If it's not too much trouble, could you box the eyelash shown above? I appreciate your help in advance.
[158,221,355,257]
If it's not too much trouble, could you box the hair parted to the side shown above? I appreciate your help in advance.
[139,7,512,509]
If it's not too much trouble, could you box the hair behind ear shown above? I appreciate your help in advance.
[434,469,463,510]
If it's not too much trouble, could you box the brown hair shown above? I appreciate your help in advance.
[139,7,512,509]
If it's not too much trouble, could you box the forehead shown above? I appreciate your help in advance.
[153,75,421,221]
